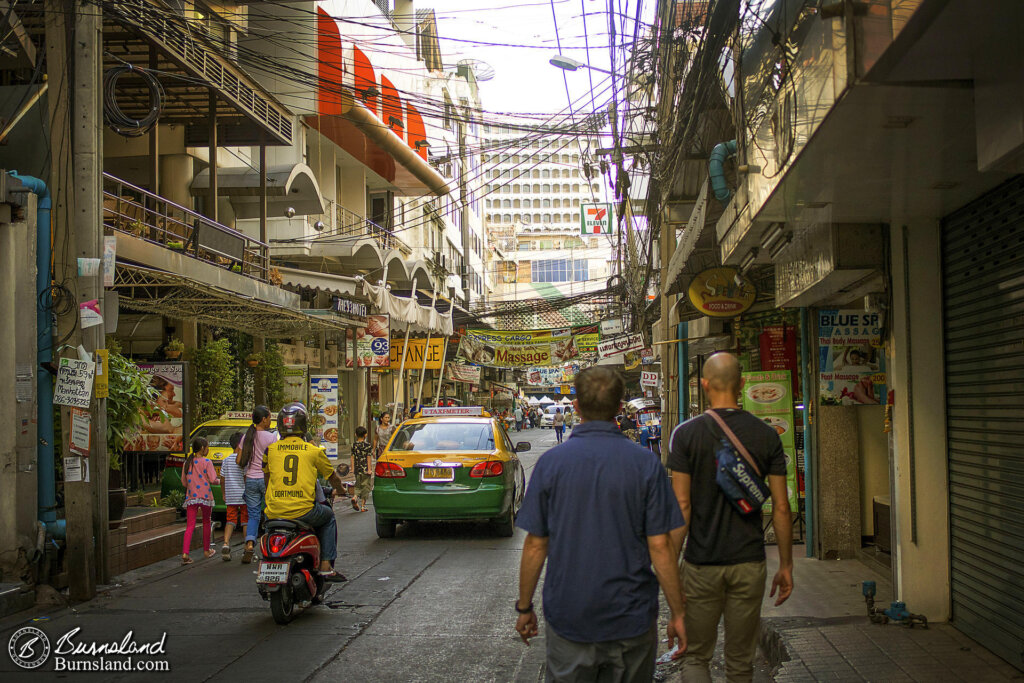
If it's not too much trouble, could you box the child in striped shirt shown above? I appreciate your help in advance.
[219,432,248,561]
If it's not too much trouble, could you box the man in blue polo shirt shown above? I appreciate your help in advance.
[514,366,687,682]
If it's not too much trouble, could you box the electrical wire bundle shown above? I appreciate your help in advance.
[102,64,164,137]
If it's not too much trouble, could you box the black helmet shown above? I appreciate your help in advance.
[277,402,308,437]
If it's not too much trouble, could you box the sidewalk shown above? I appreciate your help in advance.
[760,547,1022,682]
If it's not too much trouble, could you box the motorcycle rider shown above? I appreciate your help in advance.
[263,402,346,581]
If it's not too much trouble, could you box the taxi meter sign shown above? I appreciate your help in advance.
[581,203,614,235]
[419,406,485,417]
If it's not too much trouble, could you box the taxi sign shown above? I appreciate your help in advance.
[220,411,252,420]
[417,406,487,417]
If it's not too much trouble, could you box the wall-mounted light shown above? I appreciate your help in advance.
[285,207,296,218]
[760,223,785,251]
[738,247,759,273]
[414,140,429,149]
[388,116,404,129]
[313,220,326,232]
[767,233,792,260]
[360,86,379,98]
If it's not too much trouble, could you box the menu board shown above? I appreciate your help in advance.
[759,325,798,394]
[742,370,799,512]
[310,375,339,458]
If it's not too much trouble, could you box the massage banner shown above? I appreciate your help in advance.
[458,326,597,368]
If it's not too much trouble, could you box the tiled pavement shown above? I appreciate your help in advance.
[760,547,1023,682]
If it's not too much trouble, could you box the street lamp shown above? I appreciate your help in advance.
[549,55,613,75]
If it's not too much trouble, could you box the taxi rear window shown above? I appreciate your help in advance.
[389,422,495,452]
[192,425,246,448]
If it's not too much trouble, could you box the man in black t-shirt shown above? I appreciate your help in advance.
[667,352,793,682]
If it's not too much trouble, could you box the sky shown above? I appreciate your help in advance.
[422,0,642,118]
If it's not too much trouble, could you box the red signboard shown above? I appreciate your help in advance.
[759,325,798,395]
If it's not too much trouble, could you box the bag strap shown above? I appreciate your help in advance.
[703,410,763,478]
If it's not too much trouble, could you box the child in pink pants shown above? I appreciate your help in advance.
[181,437,218,564]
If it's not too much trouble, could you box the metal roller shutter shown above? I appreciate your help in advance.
[942,175,1024,670]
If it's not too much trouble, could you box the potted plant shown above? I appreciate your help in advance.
[165,338,185,359]
[105,340,164,529]
[245,352,261,367]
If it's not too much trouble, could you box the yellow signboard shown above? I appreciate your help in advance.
[390,337,446,370]
[687,267,757,318]
[94,349,109,399]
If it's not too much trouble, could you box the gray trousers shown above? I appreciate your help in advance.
[545,622,657,683]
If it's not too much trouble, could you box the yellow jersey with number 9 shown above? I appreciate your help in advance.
[263,436,334,519]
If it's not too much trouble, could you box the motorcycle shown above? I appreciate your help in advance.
[256,519,328,624]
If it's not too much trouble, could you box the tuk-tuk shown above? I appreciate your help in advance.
[627,398,662,455]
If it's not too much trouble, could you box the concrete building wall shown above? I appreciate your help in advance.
[888,220,951,620]
[857,405,890,537]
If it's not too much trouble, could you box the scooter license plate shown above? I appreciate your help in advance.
[257,561,289,584]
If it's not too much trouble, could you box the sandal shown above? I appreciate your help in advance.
[359,506,368,512]
[319,570,348,583]
[181,555,193,565]
[351,498,359,511]
[204,549,217,559]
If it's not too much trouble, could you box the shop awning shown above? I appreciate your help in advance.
[112,263,353,337]
[664,179,723,295]
[190,164,324,219]
[277,267,361,297]
[362,281,454,336]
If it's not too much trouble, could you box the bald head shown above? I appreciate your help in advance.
[702,352,742,394]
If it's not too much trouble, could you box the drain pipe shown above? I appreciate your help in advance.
[9,171,64,540]
[709,140,737,205]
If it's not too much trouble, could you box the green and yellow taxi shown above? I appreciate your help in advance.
[160,412,276,516]
[372,407,530,538]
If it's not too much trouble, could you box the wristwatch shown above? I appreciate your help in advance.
[514,601,534,614]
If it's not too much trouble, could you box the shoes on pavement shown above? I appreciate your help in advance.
[319,571,347,583]
[181,554,193,565]
[204,549,217,559]
[351,498,359,511]
[241,545,254,564]
[221,545,231,561]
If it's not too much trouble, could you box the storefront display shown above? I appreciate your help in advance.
[818,309,887,405]
[741,369,799,512]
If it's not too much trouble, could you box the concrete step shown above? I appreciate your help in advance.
[124,506,177,534]
[126,491,161,507]
[126,520,209,571]
[0,583,35,619]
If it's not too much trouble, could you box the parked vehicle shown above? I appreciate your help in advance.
[540,405,573,428]
[628,398,662,456]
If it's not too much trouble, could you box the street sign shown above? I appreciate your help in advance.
[581,203,614,235]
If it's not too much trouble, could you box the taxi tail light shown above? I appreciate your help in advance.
[469,461,504,478]
[374,461,406,478]
[268,533,288,555]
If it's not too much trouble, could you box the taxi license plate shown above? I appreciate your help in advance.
[420,467,454,482]
[257,561,289,584]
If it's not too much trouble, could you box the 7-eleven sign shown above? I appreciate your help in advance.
[581,203,614,235]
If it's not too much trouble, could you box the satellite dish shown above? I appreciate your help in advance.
[455,58,496,82]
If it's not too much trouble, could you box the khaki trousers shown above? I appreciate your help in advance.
[680,560,766,683]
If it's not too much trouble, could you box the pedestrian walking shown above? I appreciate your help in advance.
[514,404,524,432]
[237,405,278,564]
[667,352,793,683]
[218,431,247,560]
[350,426,373,512]
[515,366,686,681]
[552,407,565,444]
[374,412,394,459]
[180,437,218,564]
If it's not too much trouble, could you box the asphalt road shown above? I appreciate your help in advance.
[0,423,769,682]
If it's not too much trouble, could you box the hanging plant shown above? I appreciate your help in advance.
[165,338,185,359]
[190,338,238,424]
[254,343,286,410]
[245,352,261,367]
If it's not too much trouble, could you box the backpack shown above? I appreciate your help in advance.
[703,410,771,515]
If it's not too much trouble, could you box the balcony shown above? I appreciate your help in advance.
[103,173,270,281]
[306,197,413,256]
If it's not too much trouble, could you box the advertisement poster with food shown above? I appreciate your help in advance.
[127,363,185,453]
[741,370,799,511]
[310,375,339,458]
[818,309,887,405]
[354,314,390,367]
[457,327,589,368]
[282,365,308,405]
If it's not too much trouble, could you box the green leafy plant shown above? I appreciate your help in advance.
[254,343,286,410]
[191,338,238,424]
[165,338,185,355]
[105,344,162,472]
[159,490,185,510]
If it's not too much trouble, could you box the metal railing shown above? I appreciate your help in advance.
[308,198,412,255]
[102,172,270,282]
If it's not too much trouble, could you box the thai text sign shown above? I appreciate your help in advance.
[54,357,95,408]
[390,337,445,370]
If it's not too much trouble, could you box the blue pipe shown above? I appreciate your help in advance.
[10,171,64,540]
[709,140,737,205]
[800,307,813,557]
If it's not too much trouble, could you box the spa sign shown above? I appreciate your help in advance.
[687,267,756,318]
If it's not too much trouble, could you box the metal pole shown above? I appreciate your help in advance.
[415,286,438,410]
[259,134,267,266]
[800,307,815,557]
[208,90,218,222]
[391,276,417,424]
[434,337,450,406]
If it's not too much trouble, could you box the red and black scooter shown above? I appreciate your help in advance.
[256,519,327,624]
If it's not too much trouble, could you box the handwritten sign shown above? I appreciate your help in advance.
[70,408,91,456]
[597,333,644,359]
[53,357,95,408]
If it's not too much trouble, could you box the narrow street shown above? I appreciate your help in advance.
[0,427,564,682]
